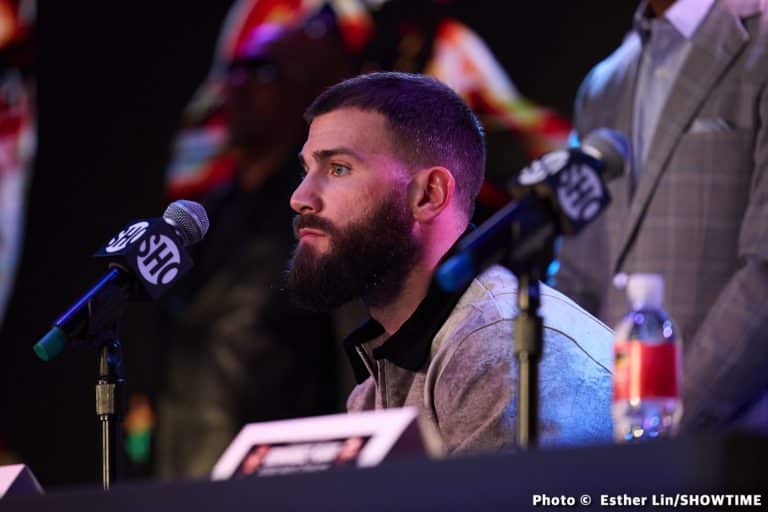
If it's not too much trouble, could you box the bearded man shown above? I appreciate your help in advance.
[287,72,614,454]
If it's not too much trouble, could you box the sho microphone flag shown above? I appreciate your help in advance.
[437,129,629,292]
[33,200,210,361]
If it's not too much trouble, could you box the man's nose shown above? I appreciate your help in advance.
[290,173,321,214]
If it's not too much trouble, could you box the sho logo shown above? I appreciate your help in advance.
[557,164,603,222]
[105,221,150,254]
[136,234,181,285]
[518,150,570,186]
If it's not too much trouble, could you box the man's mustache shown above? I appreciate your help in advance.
[292,214,338,239]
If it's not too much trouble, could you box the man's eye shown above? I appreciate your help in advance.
[330,164,351,177]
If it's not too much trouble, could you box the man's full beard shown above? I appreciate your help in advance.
[286,191,421,312]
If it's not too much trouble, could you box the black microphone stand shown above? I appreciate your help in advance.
[95,332,125,489]
[35,205,209,489]
[440,198,559,449]
[64,267,132,489]
[504,213,558,450]
[512,266,547,449]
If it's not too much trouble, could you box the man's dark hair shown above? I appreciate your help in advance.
[304,72,486,219]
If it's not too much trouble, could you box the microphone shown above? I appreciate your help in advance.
[436,129,628,292]
[33,200,210,361]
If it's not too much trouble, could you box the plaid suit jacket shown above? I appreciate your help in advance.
[557,0,768,432]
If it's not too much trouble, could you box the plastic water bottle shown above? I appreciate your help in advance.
[612,273,681,441]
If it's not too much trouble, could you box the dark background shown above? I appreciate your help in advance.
[0,1,636,489]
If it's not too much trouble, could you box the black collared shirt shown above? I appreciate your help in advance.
[342,230,474,384]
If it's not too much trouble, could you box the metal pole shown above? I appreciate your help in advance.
[96,338,125,490]
[514,272,543,449]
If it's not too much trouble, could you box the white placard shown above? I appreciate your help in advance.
[0,464,43,498]
[211,407,439,480]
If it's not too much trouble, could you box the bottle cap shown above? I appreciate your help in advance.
[626,273,664,309]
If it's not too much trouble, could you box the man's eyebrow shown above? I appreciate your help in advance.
[314,147,362,161]
[303,147,363,163]
[298,147,364,170]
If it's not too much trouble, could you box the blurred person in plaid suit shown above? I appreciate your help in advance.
[556,0,768,433]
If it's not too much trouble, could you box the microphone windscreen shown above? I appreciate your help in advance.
[582,128,629,181]
[163,200,210,246]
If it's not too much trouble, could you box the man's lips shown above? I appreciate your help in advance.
[298,228,327,240]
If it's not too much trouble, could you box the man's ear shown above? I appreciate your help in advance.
[408,166,456,222]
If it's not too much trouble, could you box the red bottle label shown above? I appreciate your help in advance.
[613,340,679,401]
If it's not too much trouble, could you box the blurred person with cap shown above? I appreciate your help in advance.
[155,7,352,478]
